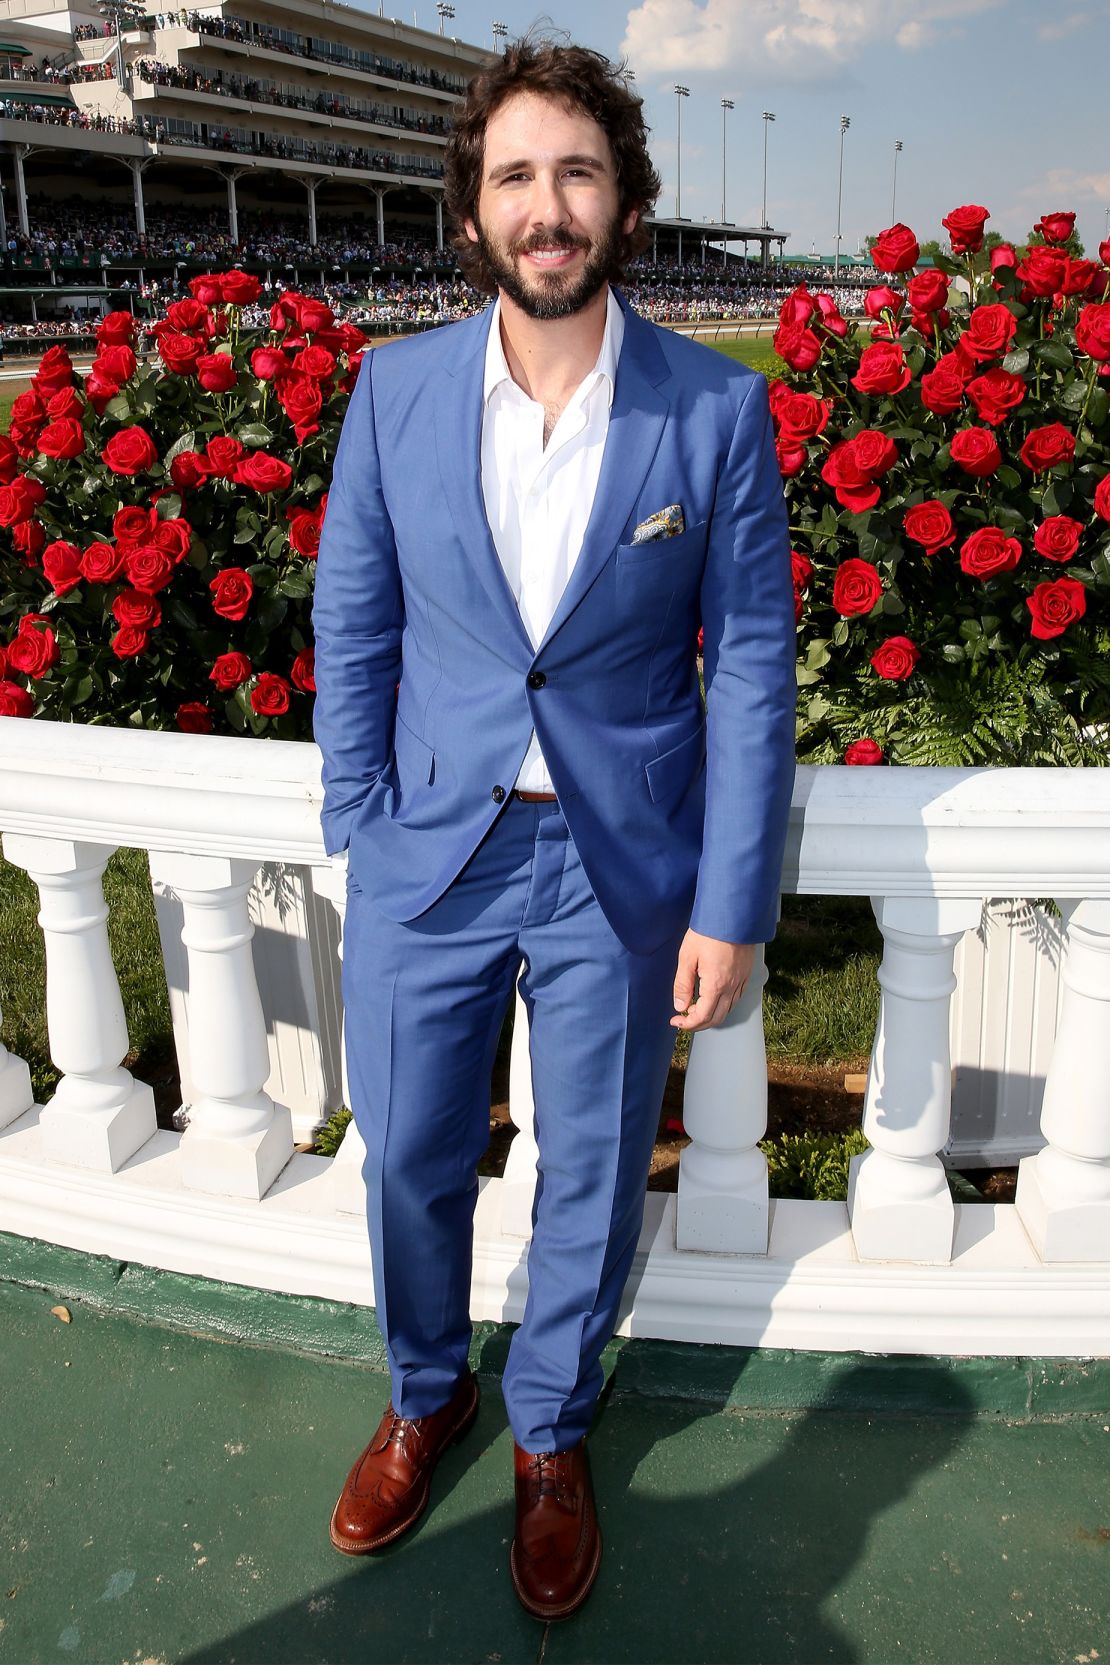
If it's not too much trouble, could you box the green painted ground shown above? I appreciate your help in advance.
[1,1277,1107,1665]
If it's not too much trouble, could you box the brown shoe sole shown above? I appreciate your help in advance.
[510,1525,603,1621]
[328,1381,480,1557]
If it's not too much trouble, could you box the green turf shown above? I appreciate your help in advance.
[705,335,782,376]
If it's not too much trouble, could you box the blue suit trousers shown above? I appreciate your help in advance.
[342,794,686,1453]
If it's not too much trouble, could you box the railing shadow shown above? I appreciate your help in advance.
[177,1356,976,1665]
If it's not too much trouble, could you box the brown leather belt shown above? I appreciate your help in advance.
[513,789,558,803]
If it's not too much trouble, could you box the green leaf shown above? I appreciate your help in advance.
[163,430,197,467]
[795,665,821,686]
[1088,388,1109,428]
[831,619,850,647]
[959,619,982,641]
[103,394,132,423]
[804,638,831,672]
[1002,349,1030,376]
[941,643,966,663]
[156,492,183,521]
[880,592,905,615]
[236,423,274,447]
[279,571,312,600]
[996,465,1022,491]
[1033,340,1074,371]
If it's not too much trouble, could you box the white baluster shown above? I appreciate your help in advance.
[148,851,292,1200]
[1016,898,1110,1261]
[1,834,156,1170]
[676,947,769,1253]
[501,983,539,1240]
[309,858,368,1215]
[0,1010,33,1129]
[848,895,983,1263]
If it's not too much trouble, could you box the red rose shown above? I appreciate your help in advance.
[1076,304,1110,363]
[1033,516,1083,562]
[209,651,253,691]
[821,444,881,513]
[125,544,175,593]
[84,365,121,416]
[210,567,254,621]
[1026,577,1086,640]
[170,450,207,491]
[11,390,45,433]
[220,269,262,306]
[966,367,1026,425]
[36,417,86,459]
[101,427,158,476]
[844,738,884,765]
[292,344,337,381]
[0,479,40,526]
[157,330,204,376]
[251,346,288,381]
[42,540,82,595]
[166,297,211,332]
[903,500,955,554]
[46,387,85,422]
[791,551,813,591]
[176,701,214,733]
[949,427,1002,477]
[871,223,920,273]
[941,204,989,254]
[959,526,1023,580]
[195,352,239,394]
[112,588,161,629]
[775,439,807,478]
[907,269,949,312]
[12,519,44,564]
[96,311,136,346]
[851,341,911,396]
[111,625,150,659]
[113,505,156,546]
[870,636,920,680]
[7,618,58,679]
[990,244,1018,275]
[203,435,246,478]
[831,558,883,616]
[295,298,334,334]
[1017,245,1069,297]
[338,323,369,354]
[189,275,224,306]
[234,452,294,494]
[772,320,822,371]
[277,373,323,437]
[849,430,898,480]
[32,344,75,396]
[773,390,831,444]
[1094,474,1110,521]
[1035,212,1076,245]
[0,679,33,718]
[920,358,967,416]
[961,304,1018,363]
[250,671,291,716]
[863,285,904,320]
[95,343,137,384]
[0,436,17,485]
[291,647,316,693]
[286,507,322,558]
[779,286,817,326]
[1020,423,1075,472]
[79,540,127,583]
[811,293,848,339]
[153,518,193,561]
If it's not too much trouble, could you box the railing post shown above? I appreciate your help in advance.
[501,984,539,1239]
[148,851,292,1200]
[848,896,983,1263]
[676,947,770,1252]
[1,833,156,1169]
[308,859,369,1215]
[1016,898,1110,1260]
[0,1009,33,1129]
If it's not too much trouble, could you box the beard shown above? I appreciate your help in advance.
[474,216,624,320]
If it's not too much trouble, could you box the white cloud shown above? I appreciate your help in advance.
[621,0,1003,79]
[1037,10,1087,40]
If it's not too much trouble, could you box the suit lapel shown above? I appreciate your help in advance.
[433,307,534,656]
[538,296,671,649]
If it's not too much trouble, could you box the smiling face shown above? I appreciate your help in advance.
[464,91,639,322]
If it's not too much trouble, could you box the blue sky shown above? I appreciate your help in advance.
[394,0,1110,260]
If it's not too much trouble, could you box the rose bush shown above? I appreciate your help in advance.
[0,270,365,736]
[775,207,1110,765]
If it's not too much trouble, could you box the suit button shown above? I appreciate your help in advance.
[492,785,505,803]
[527,671,546,689]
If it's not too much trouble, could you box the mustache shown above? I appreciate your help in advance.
[510,229,591,257]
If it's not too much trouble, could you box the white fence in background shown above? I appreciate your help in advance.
[0,717,1107,1357]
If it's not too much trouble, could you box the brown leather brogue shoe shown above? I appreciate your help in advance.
[510,1438,602,1621]
[329,1370,480,1555]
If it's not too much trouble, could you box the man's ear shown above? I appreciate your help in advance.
[463,217,480,246]
[622,208,640,239]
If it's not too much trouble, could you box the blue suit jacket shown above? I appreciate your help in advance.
[312,291,796,957]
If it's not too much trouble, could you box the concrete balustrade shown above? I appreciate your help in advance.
[0,720,1108,1356]
[309,858,369,1218]
[2,832,156,1171]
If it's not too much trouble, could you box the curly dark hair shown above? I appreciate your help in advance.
[443,39,662,296]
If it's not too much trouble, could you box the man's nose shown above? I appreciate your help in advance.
[530,172,571,230]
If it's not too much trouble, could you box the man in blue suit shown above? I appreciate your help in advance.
[313,40,796,1620]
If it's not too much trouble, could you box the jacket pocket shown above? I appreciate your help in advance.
[393,709,435,786]
[645,725,706,804]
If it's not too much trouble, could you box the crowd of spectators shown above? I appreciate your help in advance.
[134,57,449,138]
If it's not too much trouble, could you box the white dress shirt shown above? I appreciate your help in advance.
[480,286,624,794]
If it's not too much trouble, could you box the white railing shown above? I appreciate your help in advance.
[0,716,1107,1356]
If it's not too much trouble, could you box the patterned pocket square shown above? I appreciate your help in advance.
[631,504,686,544]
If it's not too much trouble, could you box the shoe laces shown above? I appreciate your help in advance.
[527,1451,565,1502]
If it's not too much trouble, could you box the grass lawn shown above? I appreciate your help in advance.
[705,335,783,377]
